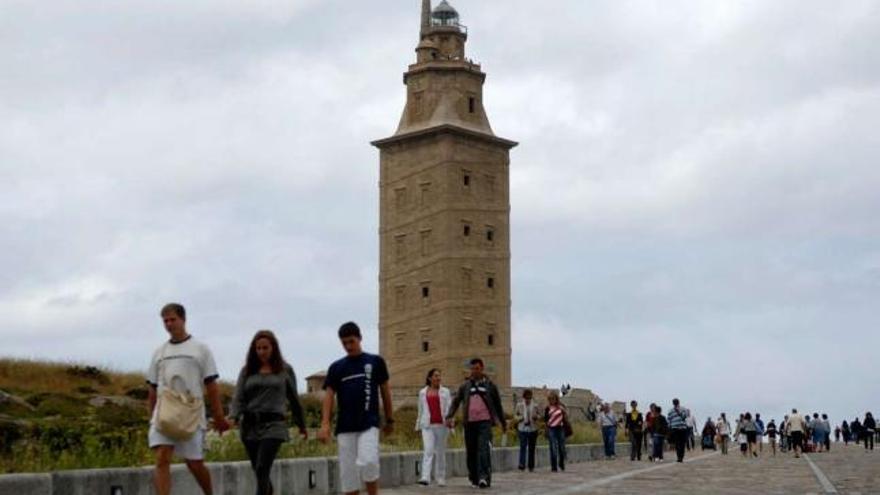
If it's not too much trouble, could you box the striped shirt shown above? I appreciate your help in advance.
[547,406,565,428]
[668,407,689,430]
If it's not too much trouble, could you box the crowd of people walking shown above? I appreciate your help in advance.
[145,303,877,495]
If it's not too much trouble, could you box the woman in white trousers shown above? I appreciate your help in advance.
[416,369,451,486]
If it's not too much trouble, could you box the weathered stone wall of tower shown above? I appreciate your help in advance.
[374,1,516,391]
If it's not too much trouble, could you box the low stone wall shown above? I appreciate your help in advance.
[0,442,629,495]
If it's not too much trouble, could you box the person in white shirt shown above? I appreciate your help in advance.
[147,303,230,495]
[416,369,451,486]
[515,389,542,472]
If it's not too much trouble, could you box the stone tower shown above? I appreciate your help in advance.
[372,0,517,389]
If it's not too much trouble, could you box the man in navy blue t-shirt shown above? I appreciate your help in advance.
[319,322,394,495]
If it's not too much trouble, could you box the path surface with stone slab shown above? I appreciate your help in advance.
[383,445,878,494]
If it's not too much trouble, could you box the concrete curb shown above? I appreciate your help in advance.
[0,443,628,494]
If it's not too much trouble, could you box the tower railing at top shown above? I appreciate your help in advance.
[430,19,468,34]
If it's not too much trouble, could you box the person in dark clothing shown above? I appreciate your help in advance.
[230,330,307,495]
[765,419,778,456]
[863,413,876,450]
[842,421,851,445]
[625,401,644,461]
[667,399,690,463]
[852,418,863,446]
[701,418,717,451]
[651,406,668,462]
[446,358,506,489]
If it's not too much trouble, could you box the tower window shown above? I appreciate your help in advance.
[422,341,430,353]
[422,286,430,299]
[487,277,495,289]
[463,225,471,236]
[468,97,476,114]
[487,334,495,346]
[463,174,471,187]
[486,228,495,242]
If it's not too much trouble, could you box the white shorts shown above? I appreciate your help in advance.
[338,427,380,493]
[148,424,205,461]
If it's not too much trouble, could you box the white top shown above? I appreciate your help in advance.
[415,386,452,431]
[147,336,219,426]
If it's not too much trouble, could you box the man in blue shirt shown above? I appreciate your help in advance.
[319,322,394,495]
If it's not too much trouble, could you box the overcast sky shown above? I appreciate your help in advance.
[2,0,879,425]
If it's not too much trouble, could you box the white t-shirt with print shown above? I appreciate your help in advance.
[147,336,218,427]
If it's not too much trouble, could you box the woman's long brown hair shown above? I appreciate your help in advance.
[245,330,286,376]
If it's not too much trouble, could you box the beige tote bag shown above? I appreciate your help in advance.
[155,344,204,441]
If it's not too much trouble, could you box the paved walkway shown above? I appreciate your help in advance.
[384,445,879,494]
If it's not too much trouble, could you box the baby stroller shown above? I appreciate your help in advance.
[701,434,716,450]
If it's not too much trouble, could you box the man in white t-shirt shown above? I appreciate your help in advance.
[147,303,230,495]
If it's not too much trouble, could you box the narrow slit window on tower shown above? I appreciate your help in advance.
[463,224,471,237]
[463,171,471,188]
[487,277,495,289]
[422,341,430,353]
[486,228,495,242]
[422,286,430,298]
[468,97,476,114]
[487,334,495,346]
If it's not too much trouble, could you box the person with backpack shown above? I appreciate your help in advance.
[625,400,644,461]
[545,391,570,472]
[651,406,668,462]
[229,330,307,495]
[147,303,230,495]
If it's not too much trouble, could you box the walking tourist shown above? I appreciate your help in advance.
[685,409,697,451]
[545,391,569,472]
[701,417,716,450]
[147,303,230,495]
[863,412,876,450]
[318,322,394,495]
[514,389,540,472]
[230,330,307,495]
[852,417,863,446]
[755,413,765,453]
[780,415,790,452]
[667,399,690,462]
[810,413,825,452]
[598,402,618,459]
[717,413,732,455]
[822,414,831,451]
[741,412,759,457]
[645,403,657,461]
[651,406,668,462]
[765,419,778,456]
[446,358,507,488]
[625,400,644,461]
[416,369,451,486]
[842,420,851,445]
[786,409,807,458]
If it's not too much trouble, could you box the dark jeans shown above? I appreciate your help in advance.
[548,426,566,471]
[244,439,283,495]
[601,426,617,457]
[652,433,665,459]
[671,429,688,462]
[629,431,643,460]
[465,421,493,485]
[866,433,875,450]
[518,430,538,470]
